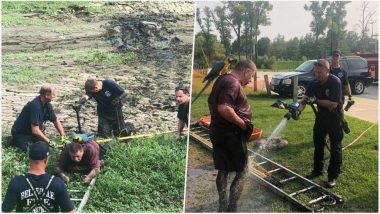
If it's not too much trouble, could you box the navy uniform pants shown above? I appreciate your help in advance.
[313,114,344,180]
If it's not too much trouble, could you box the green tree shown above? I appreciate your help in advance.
[304,1,329,57]
[257,37,270,56]
[212,4,232,55]
[226,2,245,60]
[196,7,213,60]
[193,33,225,69]
[325,1,350,53]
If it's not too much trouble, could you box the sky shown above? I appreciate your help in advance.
[195,1,379,41]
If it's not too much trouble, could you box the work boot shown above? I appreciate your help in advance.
[305,171,323,179]
[325,179,336,188]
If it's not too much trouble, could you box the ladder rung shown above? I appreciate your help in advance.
[279,175,297,183]
[71,198,82,201]
[268,168,282,173]
[289,186,315,197]
[308,195,327,205]
[256,161,268,166]
[68,189,81,192]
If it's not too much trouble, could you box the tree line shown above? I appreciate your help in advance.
[194,1,378,69]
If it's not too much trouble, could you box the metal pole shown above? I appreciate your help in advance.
[292,76,298,102]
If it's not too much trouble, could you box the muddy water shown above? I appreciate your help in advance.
[185,141,294,212]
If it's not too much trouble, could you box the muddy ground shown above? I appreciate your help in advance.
[2,2,194,135]
[185,141,295,212]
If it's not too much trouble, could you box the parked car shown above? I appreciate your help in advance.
[270,56,373,98]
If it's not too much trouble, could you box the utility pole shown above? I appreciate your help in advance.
[370,21,374,38]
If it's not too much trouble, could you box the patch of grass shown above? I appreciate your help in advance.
[190,95,378,212]
[2,2,117,27]
[2,13,47,27]
[2,133,186,212]
[86,134,186,212]
[3,49,138,65]
[272,60,303,71]
[2,66,54,84]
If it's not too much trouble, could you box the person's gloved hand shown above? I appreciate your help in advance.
[306,96,317,105]
[348,95,355,105]
[242,121,254,141]
[60,135,70,144]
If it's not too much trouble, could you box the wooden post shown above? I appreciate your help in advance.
[264,75,271,95]
[292,76,298,102]
[253,71,257,92]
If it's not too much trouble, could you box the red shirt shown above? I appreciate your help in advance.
[208,73,252,131]
[56,139,101,173]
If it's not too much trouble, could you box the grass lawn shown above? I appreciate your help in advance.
[2,133,186,212]
[190,94,378,212]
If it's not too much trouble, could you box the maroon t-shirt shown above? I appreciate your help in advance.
[56,139,101,174]
[208,73,252,131]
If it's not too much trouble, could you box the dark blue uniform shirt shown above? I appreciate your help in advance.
[86,80,125,116]
[306,74,343,116]
[2,173,74,212]
[330,67,349,92]
[11,96,57,135]
[177,103,189,127]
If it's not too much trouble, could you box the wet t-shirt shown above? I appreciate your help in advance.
[208,74,252,130]
[2,173,73,212]
[306,74,343,116]
[56,139,101,174]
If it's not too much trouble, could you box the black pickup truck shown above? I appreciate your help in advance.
[270,56,374,98]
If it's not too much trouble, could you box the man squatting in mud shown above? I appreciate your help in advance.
[79,79,129,138]
[55,137,101,184]
[9,84,66,151]
[208,60,256,212]
[175,85,190,141]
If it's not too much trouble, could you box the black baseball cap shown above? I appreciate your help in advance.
[332,50,342,56]
[29,141,53,160]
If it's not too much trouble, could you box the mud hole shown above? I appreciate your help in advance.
[185,141,295,212]
[2,2,194,135]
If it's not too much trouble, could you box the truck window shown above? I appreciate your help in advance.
[349,59,368,69]
[340,60,349,71]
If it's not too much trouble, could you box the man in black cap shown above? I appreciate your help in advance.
[2,141,76,213]
[330,50,354,107]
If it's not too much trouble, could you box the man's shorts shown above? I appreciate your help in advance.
[210,128,248,172]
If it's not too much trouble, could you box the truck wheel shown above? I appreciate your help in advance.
[352,80,365,94]
[296,83,307,99]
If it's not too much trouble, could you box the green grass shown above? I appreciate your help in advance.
[2,133,186,212]
[190,94,378,212]
[2,2,116,27]
[272,60,304,71]
[2,66,55,84]
[3,49,138,65]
